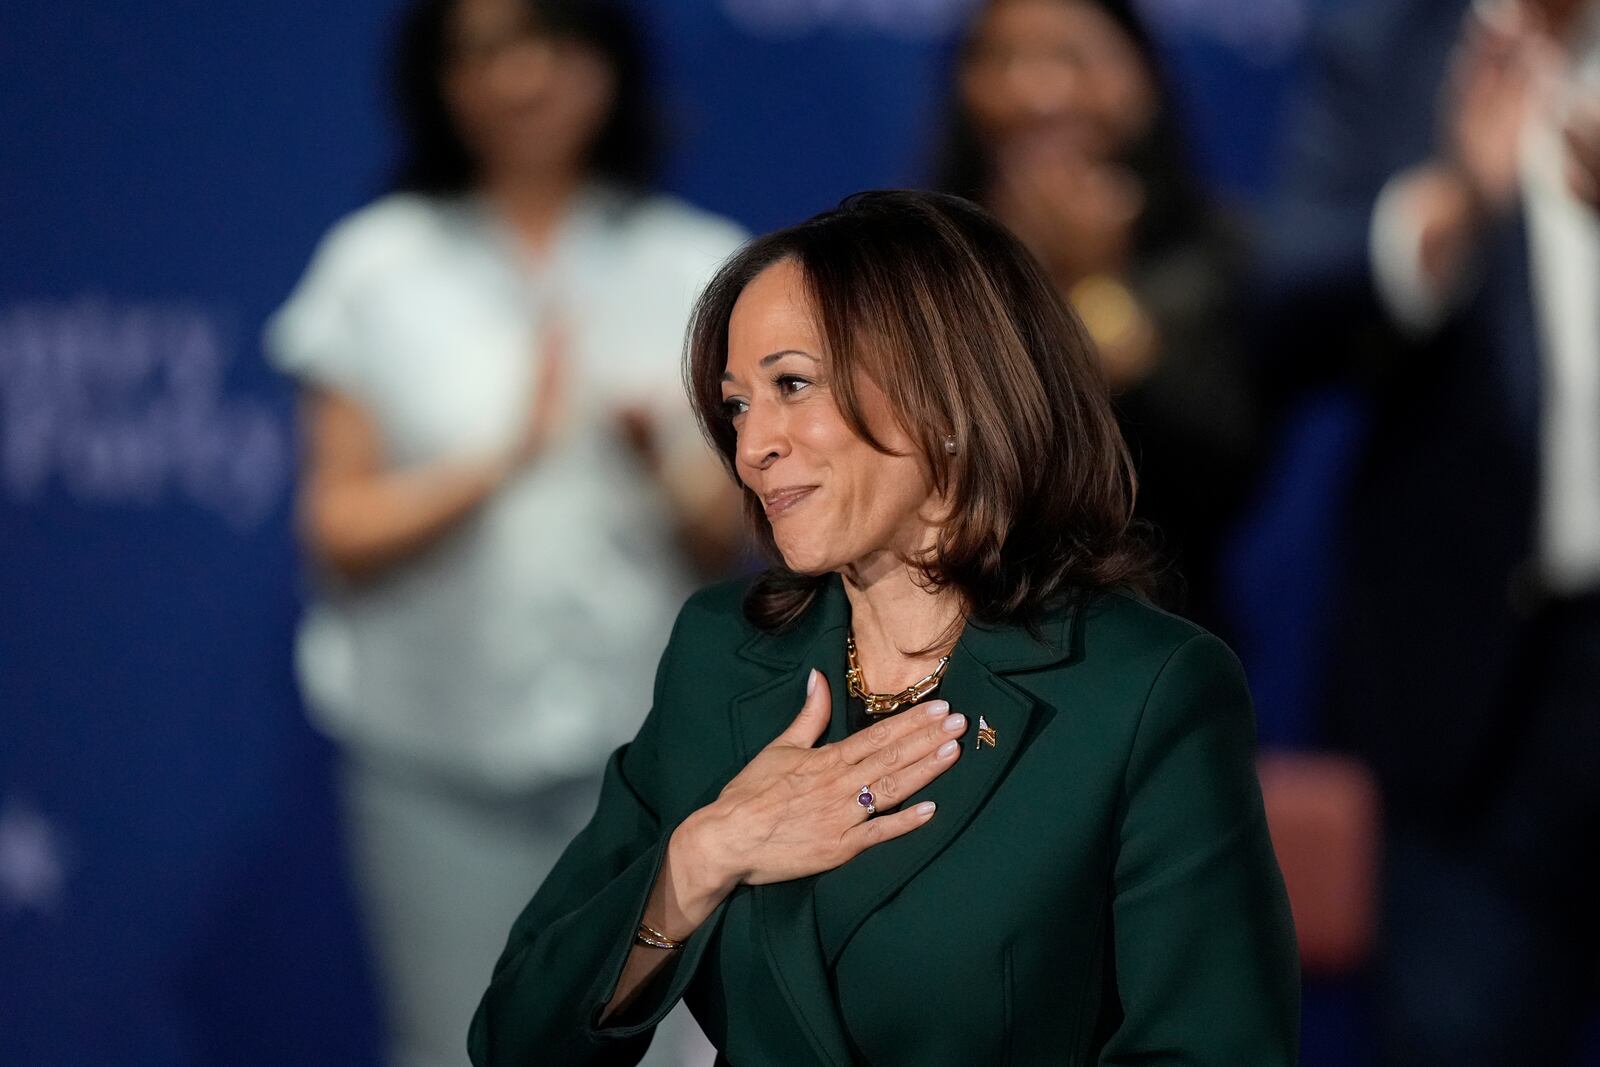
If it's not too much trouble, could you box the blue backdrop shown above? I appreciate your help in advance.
[0,2,1332,1064]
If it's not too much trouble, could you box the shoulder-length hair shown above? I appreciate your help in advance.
[390,0,656,195]
[685,189,1154,634]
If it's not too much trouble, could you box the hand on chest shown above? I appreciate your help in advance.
[694,653,1120,1065]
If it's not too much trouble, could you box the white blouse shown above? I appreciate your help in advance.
[266,187,746,788]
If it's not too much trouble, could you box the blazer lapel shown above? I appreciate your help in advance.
[811,639,1042,967]
[731,582,857,1067]
[727,577,1082,1060]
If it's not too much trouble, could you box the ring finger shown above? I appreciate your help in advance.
[857,730,963,816]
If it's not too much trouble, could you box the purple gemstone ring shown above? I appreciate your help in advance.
[856,785,877,816]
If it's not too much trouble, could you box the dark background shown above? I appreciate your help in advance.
[0,1,1377,1062]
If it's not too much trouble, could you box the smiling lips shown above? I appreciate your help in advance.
[761,486,817,518]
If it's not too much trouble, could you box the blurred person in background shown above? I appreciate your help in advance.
[1264,0,1600,1061]
[265,1,744,1064]
[939,0,1262,639]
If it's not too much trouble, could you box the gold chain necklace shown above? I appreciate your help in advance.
[845,631,951,716]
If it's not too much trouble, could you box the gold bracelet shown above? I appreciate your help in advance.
[635,920,686,951]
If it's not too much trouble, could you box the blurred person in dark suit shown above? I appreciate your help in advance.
[939,0,1262,639]
[1263,0,1600,1061]
[265,1,742,1064]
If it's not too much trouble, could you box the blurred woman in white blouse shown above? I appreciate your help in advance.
[265,1,743,1064]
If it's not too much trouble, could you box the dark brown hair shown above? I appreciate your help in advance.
[390,0,656,195]
[686,190,1153,634]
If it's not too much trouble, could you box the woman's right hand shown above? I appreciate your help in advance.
[681,670,967,895]
[605,670,963,1023]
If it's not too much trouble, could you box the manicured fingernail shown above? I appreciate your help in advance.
[943,714,966,733]
[938,739,959,759]
[807,669,818,696]
[916,801,937,816]
[924,700,950,717]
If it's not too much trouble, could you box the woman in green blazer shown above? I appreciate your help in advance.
[469,190,1299,1065]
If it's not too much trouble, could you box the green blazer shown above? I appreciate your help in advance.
[469,575,1300,1065]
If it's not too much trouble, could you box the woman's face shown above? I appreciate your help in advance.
[960,0,1156,163]
[721,259,941,577]
[444,0,615,182]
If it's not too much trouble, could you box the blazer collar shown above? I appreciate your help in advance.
[736,573,1079,677]
[729,574,1081,1065]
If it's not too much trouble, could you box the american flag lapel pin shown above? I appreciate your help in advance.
[975,715,997,750]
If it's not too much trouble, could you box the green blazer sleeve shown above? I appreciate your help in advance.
[467,615,725,1067]
[1099,633,1300,1064]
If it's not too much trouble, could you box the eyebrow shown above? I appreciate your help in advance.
[721,349,818,382]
